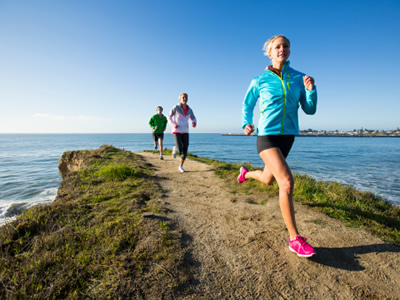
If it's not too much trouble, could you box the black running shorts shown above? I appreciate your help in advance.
[152,132,164,141]
[257,135,295,158]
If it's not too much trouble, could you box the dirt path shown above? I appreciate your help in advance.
[139,152,400,299]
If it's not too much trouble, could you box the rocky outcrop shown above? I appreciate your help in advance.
[58,144,116,178]
[58,151,88,178]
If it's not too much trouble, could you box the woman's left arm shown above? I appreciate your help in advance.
[300,75,317,115]
[189,109,197,127]
[303,75,314,91]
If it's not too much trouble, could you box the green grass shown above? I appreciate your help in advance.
[292,173,400,245]
[0,146,187,299]
[94,164,143,181]
[157,149,400,246]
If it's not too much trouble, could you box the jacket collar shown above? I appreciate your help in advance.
[179,104,189,110]
[266,61,290,76]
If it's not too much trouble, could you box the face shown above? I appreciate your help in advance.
[268,37,290,64]
[156,108,163,114]
[180,94,188,105]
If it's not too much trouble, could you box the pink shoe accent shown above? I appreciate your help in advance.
[288,236,316,257]
[237,166,248,183]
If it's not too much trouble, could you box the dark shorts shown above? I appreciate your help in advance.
[152,132,164,141]
[257,135,295,158]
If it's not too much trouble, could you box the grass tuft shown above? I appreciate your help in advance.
[95,164,143,181]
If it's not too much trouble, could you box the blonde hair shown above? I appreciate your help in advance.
[179,92,188,98]
[263,35,290,56]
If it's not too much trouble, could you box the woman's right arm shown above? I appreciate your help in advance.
[242,79,259,133]
[244,124,254,135]
[168,106,178,129]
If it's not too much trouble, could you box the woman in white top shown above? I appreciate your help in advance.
[168,93,197,172]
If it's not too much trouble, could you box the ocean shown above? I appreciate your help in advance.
[1,133,399,225]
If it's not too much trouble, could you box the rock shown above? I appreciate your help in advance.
[58,144,116,178]
[58,151,88,178]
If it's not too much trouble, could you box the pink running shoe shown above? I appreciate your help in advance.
[237,166,248,183]
[288,236,316,257]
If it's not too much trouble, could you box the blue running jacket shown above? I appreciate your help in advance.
[242,61,317,136]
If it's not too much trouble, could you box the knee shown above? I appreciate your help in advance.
[278,176,294,194]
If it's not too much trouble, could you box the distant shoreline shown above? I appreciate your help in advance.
[222,130,400,137]
[221,133,400,137]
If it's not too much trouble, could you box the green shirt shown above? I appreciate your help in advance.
[148,114,167,133]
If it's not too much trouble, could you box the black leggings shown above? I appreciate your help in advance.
[173,133,189,160]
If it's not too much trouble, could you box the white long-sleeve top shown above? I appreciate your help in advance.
[167,104,197,133]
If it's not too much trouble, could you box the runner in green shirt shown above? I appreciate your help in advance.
[149,106,168,159]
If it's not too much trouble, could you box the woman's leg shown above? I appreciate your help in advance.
[173,134,183,153]
[257,147,299,239]
[180,133,189,167]
[174,134,185,168]
[245,165,275,185]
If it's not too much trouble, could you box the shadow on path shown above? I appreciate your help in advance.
[310,243,400,270]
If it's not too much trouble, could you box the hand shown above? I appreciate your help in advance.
[244,124,254,136]
[303,75,315,91]
[155,126,158,130]
[192,122,196,128]
[174,124,179,129]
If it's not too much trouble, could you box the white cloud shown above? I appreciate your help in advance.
[34,113,65,120]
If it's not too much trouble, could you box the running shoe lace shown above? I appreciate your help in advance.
[297,236,307,246]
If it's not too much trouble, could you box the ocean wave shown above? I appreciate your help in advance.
[0,188,58,226]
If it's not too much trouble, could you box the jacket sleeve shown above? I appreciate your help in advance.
[162,117,168,130]
[149,116,155,130]
[189,109,197,124]
[168,106,177,127]
[242,78,259,129]
[300,86,317,115]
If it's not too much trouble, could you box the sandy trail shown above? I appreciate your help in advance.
[139,152,400,299]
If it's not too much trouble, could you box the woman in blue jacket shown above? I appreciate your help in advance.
[238,35,318,257]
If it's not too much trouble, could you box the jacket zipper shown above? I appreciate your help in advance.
[280,75,286,135]
[279,64,288,134]
[265,63,288,134]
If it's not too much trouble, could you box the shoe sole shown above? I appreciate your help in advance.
[288,246,316,258]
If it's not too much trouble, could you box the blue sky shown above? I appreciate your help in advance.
[1,0,399,133]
